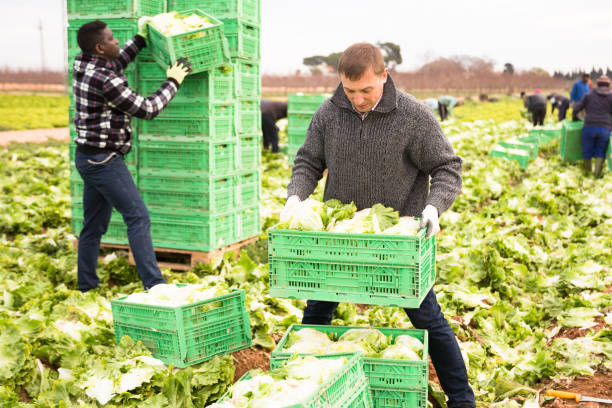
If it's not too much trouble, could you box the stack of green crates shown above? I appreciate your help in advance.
[135,0,262,251]
[68,0,262,251]
[67,0,165,245]
[287,93,329,164]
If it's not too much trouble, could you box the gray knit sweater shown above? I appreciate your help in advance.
[287,76,462,217]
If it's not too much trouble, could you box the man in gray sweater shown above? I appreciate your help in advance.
[286,43,475,408]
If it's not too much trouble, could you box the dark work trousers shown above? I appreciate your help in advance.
[302,289,477,408]
[530,104,546,126]
[261,113,279,153]
[438,103,448,121]
[557,100,570,121]
[74,151,166,291]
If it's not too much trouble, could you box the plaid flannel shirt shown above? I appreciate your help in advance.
[73,35,179,154]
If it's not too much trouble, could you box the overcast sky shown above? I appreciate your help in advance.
[2,0,611,74]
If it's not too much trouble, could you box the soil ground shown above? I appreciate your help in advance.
[0,127,69,147]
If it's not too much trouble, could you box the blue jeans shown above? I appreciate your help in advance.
[74,151,165,291]
[581,126,611,159]
[302,289,476,408]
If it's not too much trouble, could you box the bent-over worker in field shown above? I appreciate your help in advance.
[284,42,475,408]
[72,19,190,291]
[523,89,547,126]
[261,100,288,153]
[547,92,570,121]
[437,95,463,121]
[572,75,612,178]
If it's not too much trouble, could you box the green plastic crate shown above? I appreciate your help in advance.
[236,98,261,134]
[370,388,427,408]
[560,120,583,162]
[530,126,562,142]
[221,18,260,60]
[516,134,541,149]
[237,205,260,240]
[148,9,230,74]
[288,112,314,134]
[68,19,137,55]
[148,211,236,251]
[268,227,436,308]
[138,111,234,141]
[140,173,235,214]
[67,0,164,19]
[139,140,236,175]
[236,171,260,208]
[288,93,329,114]
[234,60,260,97]
[168,0,260,24]
[216,353,372,408]
[238,133,261,170]
[490,146,530,169]
[138,67,234,103]
[271,325,429,390]
[498,139,538,159]
[111,288,251,367]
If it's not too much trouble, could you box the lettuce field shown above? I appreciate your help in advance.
[0,97,610,407]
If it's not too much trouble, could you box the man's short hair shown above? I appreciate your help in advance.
[337,43,385,80]
[77,20,107,54]
[582,73,590,78]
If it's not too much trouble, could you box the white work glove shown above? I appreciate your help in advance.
[280,195,301,224]
[419,205,440,238]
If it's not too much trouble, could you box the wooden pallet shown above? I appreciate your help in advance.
[74,237,259,271]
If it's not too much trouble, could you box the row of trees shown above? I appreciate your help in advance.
[303,43,609,83]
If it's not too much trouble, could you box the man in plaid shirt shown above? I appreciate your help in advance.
[73,20,190,291]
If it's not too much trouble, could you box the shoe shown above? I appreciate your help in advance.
[594,158,605,178]
[583,158,592,173]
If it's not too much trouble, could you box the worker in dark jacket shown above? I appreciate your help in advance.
[261,100,288,153]
[523,89,547,126]
[547,93,570,121]
[572,75,612,178]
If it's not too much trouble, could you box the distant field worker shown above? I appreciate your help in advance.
[523,89,547,126]
[547,93,570,121]
[260,100,288,153]
[437,95,463,121]
[571,74,591,103]
[72,19,190,291]
[572,75,612,178]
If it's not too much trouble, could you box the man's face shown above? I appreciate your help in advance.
[341,67,388,113]
[582,75,590,83]
[96,27,120,61]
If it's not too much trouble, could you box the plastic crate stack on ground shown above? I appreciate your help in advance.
[67,0,166,245]
[271,325,429,408]
[287,93,329,165]
[489,123,562,169]
[111,287,252,368]
[133,0,262,251]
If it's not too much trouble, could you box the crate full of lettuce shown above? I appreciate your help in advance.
[268,199,436,308]
[271,325,429,408]
[209,353,372,408]
[111,284,251,368]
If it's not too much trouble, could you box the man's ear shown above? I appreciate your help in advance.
[94,42,104,55]
[381,68,389,83]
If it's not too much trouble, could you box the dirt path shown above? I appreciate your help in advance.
[0,127,69,147]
